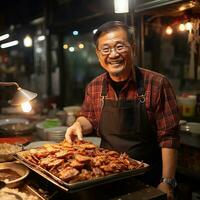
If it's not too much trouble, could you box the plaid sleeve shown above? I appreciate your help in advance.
[154,77,180,148]
[78,83,98,130]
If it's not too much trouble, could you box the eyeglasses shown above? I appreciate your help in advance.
[98,43,130,56]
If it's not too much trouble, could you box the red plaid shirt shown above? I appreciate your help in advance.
[79,67,180,148]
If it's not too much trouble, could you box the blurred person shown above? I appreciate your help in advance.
[65,21,180,200]
[0,58,17,82]
[0,57,17,108]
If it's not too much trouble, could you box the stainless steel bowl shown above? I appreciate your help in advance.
[0,162,29,188]
[0,144,22,162]
[0,118,34,136]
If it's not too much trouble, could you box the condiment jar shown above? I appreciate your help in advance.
[181,95,196,117]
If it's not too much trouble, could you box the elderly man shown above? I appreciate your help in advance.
[65,21,180,200]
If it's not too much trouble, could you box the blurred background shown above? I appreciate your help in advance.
[0,0,199,108]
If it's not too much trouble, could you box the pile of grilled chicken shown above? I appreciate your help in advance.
[19,140,144,183]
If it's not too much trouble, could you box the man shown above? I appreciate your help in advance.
[65,21,180,200]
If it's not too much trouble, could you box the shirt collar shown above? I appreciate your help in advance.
[105,69,136,85]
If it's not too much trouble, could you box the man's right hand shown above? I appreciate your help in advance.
[65,121,83,143]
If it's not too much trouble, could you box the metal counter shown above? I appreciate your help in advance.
[180,131,200,149]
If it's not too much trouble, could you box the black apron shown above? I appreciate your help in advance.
[99,67,162,186]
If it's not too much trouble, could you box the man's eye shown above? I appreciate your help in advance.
[102,48,110,53]
[116,44,125,50]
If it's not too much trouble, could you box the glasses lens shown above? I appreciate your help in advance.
[116,44,125,51]
[101,47,110,55]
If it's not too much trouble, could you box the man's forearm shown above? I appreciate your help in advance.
[161,148,177,178]
[76,116,93,135]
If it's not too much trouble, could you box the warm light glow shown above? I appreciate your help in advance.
[78,43,84,49]
[0,40,19,48]
[189,2,195,7]
[69,47,75,52]
[23,35,32,47]
[93,29,97,34]
[165,26,173,35]
[73,31,79,36]
[21,102,32,113]
[37,35,45,41]
[179,6,186,11]
[114,0,129,13]
[63,44,69,49]
[185,22,193,31]
[0,34,10,41]
[179,23,185,32]
[36,47,42,53]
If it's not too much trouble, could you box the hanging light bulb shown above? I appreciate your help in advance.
[165,26,173,35]
[114,0,129,13]
[23,35,32,47]
[185,22,193,31]
[63,44,69,49]
[178,23,186,32]
[78,43,84,49]
[21,102,32,113]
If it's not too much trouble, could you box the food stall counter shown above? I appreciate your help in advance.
[25,172,167,200]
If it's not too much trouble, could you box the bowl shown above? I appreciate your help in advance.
[0,162,29,188]
[63,106,81,116]
[44,126,68,142]
[0,118,29,126]
[0,118,34,135]
[42,118,62,129]
[36,121,64,141]
[35,121,46,140]
[0,143,22,162]
[63,106,81,126]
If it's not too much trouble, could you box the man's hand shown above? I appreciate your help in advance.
[157,182,174,200]
[65,121,83,143]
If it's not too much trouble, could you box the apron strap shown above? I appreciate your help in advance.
[135,67,145,96]
[100,78,107,109]
[101,78,107,97]
[135,67,146,103]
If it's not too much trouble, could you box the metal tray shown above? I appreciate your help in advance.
[14,151,150,193]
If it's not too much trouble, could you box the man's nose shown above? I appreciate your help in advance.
[109,48,119,57]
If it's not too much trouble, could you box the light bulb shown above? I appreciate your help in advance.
[185,22,192,31]
[21,102,32,113]
[165,26,173,35]
[114,0,129,13]
[179,23,185,32]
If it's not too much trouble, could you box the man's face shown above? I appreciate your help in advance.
[96,28,134,81]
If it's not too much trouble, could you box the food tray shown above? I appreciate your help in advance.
[14,151,150,193]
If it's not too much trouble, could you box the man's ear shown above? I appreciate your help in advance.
[96,48,100,57]
[131,42,136,56]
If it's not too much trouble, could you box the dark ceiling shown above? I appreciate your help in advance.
[0,0,45,31]
[0,0,117,33]
[1,0,199,34]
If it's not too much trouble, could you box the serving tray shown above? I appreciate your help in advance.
[15,150,150,193]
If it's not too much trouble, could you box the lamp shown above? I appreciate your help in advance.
[0,82,37,105]
[114,0,129,13]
